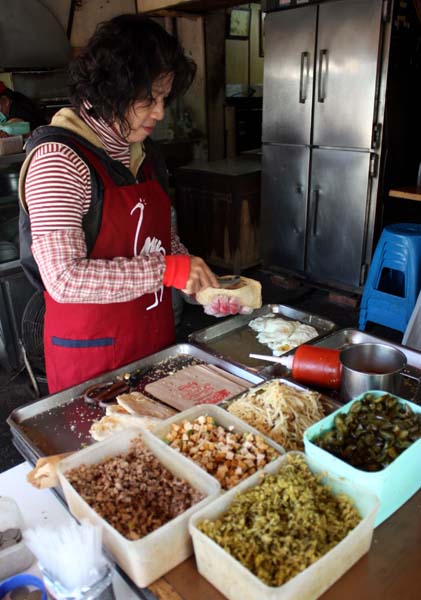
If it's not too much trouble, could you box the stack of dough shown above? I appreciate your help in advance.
[89,392,176,441]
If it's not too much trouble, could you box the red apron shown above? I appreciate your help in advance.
[43,145,175,393]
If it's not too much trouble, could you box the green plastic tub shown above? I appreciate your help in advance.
[0,121,30,136]
[304,391,421,526]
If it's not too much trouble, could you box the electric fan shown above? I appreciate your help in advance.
[20,290,46,394]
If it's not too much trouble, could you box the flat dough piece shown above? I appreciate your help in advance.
[89,414,161,441]
[106,404,130,416]
[145,364,247,411]
[116,391,176,418]
[27,452,73,489]
[204,364,252,389]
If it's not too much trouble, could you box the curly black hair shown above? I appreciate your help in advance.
[68,14,196,135]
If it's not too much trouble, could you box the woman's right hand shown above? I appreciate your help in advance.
[182,256,219,295]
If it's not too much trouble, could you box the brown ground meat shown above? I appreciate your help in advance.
[66,436,204,540]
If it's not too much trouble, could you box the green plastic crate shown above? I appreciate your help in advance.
[0,121,30,136]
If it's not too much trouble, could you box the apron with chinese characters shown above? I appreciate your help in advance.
[43,144,174,393]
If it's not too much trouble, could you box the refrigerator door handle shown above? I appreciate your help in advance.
[299,51,310,104]
[312,188,320,236]
[317,49,329,102]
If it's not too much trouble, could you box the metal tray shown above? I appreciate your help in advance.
[188,304,337,370]
[219,377,341,436]
[311,329,421,367]
[263,328,421,404]
[7,343,264,462]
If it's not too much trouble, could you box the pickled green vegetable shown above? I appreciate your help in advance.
[197,455,360,587]
[313,393,421,471]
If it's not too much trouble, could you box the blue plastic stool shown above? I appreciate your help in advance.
[359,223,421,332]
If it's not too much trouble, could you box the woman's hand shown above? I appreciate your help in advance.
[182,256,219,295]
[203,295,254,318]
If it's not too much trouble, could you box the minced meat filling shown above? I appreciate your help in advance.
[66,437,204,540]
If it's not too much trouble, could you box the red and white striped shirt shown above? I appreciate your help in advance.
[25,106,188,303]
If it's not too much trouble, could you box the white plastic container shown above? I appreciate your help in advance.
[189,453,379,600]
[151,404,285,488]
[57,427,220,588]
[0,497,34,580]
[0,135,23,155]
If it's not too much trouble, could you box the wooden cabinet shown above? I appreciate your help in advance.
[175,158,261,273]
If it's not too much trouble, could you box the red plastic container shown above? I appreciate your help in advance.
[290,345,341,389]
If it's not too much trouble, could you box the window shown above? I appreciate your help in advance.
[227,7,251,40]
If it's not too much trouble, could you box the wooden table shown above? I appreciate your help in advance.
[151,488,421,600]
[389,186,421,201]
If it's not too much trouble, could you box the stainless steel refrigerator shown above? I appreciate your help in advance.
[261,0,389,290]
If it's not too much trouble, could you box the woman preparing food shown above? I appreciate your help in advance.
[19,14,250,393]
[0,81,46,130]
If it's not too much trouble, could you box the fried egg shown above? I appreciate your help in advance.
[287,323,318,346]
[249,314,275,332]
[249,314,296,335]
[249,314,318,356]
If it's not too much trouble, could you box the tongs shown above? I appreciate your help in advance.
[216,275,242,288]
[83,380,130,407]
[83,365,154,407]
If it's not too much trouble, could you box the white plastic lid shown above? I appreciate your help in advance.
[277,354,293,370]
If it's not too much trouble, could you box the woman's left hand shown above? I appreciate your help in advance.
[203,295,254,318]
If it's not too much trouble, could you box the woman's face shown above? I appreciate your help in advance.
[0,95,11,119]
[119,72,174,143]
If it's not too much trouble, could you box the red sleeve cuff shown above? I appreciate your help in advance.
[163,255,190,289]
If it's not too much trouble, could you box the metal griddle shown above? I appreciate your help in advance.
[189,304,337,370]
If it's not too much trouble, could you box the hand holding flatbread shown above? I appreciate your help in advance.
[196,275,262,317]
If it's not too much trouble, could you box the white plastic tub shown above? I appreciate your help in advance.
[189,453,379,600]
[151,404,285,488]
[0,497,34,580]
[57,427,220,588]
[0,135,23,156]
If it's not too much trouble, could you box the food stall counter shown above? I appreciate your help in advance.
[1,461,420,600]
